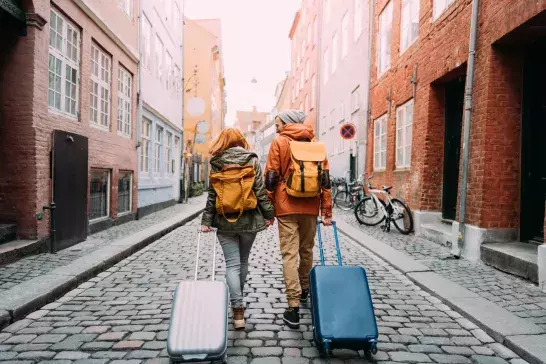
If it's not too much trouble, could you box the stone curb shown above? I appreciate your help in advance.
[336,220,546,364]
[0,203,205,330]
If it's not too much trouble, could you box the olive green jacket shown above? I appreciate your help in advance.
[201,147,275,233]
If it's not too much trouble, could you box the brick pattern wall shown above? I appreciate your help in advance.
[0,0,139,240]
[367,0,546,231]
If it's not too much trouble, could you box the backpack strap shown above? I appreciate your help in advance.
[217,178,246,223]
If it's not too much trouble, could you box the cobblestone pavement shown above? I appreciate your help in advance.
[0,215,528,364]
[337,208,546,332]
[0,196,206,293]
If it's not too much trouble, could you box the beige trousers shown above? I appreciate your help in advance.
[277,215,317,307]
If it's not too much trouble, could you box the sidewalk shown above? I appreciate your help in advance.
[0,195,207,330]
[335,209,546,364]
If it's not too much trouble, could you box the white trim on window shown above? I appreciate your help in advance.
[155,34,164,81]
[141,13,152,71]
[154,126,163,174]
[400,0,420,53]
[433,0,456,20]
[90,43,111,130]
[351,86,361,113]
[48,8,80,118]
[117,171,132,215]
[117,66,132,137]
[329,109,335,129]
[166,131,173,174]
[89,169,111,222]
[374,114,388,171]
[396,99,414,169]
[141,118,151,173]
[377,1,393,76]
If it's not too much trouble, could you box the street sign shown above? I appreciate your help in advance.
[340,123,356,140]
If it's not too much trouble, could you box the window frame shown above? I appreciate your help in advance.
[374,115,388,171]
[396,99,414,169]
[119,0,132,17]
[165,131,173,174]
[117,65,132,137]
[332,32,338,74]
[154,126,163,174]
[90,43,111,130]
[433,0,456,20]
[351,86,361,113]
[342,12,349,59]
[48,8,80,118]
[141,14,152,71]
[400,0,420,54]
[141,118,151,173]
[117,171,132,215]
[89,169,111,222]
[354,0,363,40]
[377,1,393,76]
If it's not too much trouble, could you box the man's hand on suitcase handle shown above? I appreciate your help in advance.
[322,216,333,226]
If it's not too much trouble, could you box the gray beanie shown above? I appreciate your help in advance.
[278,110,306,124]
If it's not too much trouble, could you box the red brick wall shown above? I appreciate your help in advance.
[367,0,546,230]
[0,0,139,240]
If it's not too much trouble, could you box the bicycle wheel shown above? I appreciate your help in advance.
[334,191,353,211]
[354,197,386,226]
[391,198,414,234]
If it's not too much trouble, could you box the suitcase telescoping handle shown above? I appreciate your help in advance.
[317,220,343,266]
[195,229,218,281]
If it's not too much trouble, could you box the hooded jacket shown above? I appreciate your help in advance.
[264,124,332,218]
[201,147,275,233]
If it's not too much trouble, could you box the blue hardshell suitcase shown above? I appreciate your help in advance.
[309,221,379,358]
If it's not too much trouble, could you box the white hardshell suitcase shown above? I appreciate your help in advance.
[167,229,229,363]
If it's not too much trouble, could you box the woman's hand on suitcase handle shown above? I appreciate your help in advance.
[201,225,212,233]
[265,218,275,228]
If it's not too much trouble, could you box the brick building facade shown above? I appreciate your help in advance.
[0,0,139,252]
[367,0,545,273]
[289,0,321,130]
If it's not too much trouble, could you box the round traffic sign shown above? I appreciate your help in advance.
[340,123,356,140]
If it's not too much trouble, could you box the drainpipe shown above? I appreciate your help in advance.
[362,0,375,177]
[178,0,185,203]
[452,0,480,258]
[136,5,143,214]
[315,0,323,136]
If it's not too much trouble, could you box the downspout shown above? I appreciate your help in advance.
[361,0,375,178]
[178,0,185,203]
[315,0,323,136]
[137,4,143,214]
[452,0,480,258]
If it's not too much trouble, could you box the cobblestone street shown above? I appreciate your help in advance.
[0,215,528,364]
[0,197,206,293]
[338,209,546,332]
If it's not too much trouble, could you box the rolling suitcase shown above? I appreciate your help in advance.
[167,229,229,363]
[309,221,379,359]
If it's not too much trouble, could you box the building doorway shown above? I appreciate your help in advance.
[442,77,465,221]
[521,39,546,243]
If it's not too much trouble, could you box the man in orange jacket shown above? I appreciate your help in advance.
[264,110,332,329]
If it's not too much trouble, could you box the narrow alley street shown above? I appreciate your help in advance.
[0,216,529,364]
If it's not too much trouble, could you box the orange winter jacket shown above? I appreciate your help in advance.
[264,124,332,218]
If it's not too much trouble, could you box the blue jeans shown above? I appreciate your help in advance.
[217,232,257,308]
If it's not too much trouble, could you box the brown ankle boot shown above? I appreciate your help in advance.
[233,307,245,330]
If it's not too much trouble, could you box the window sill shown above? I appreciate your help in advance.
[117,132,132,139]
[89,216,109,224]
[117,210,132,217]
[373,168,386,173]
[48,108,78,121]
[394,168,410,173]
[400,38,418,56]
[91,122,110,132]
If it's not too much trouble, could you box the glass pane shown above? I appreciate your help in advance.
[48,90,55,107]
[381,151,386,168]
[406,146,412,165]
[406,124,412,146]
[381,135,386,151]
[397,128,403,149]
[397,148,403,166]
[55,58,61,75]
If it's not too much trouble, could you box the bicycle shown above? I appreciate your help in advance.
[334,174,366,211]
[354,174,414,234]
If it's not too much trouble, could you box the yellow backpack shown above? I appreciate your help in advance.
[284,139,327,198]
[210,164,258,222]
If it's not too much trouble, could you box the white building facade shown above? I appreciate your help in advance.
[318,0,370,180]
[138,0,184,217]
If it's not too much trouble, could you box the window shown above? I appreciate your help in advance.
[340,102,345,122]
[155,34,164,79]
[174,65,181,96]
[374,115,387,170]
[311,74,317,109]
[141,14,152,70]
[396,99,414,168]
[118,172,132,214]
[307,22,312,46]
[323,48,329,85]
[351,86,360,113]
[119,0,131,16]
[433,0,455,19]
[321,116,327,135]
[141,118,151,173]
[329,109,335,128]
[342,12,349,58]
[166,131,173,173]
[354,0,363,40]
[332,32,338,74]
[90,170,110,221]
[305,94,309,113]
[48,9,80,117]
[400,0,419,53]
[117,66,132,136]
[166,51,173,90]
[305,58,310,80]
[378,1,393,75]
[324,0,331,24]
[154,126,163,173]
[90,44,111,128]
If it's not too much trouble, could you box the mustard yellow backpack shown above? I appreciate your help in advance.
[284,139,327,198]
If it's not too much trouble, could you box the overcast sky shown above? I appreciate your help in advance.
[184,0,301,125]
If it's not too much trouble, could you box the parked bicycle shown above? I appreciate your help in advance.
[334,174,366,211]
[354,174,414,234]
